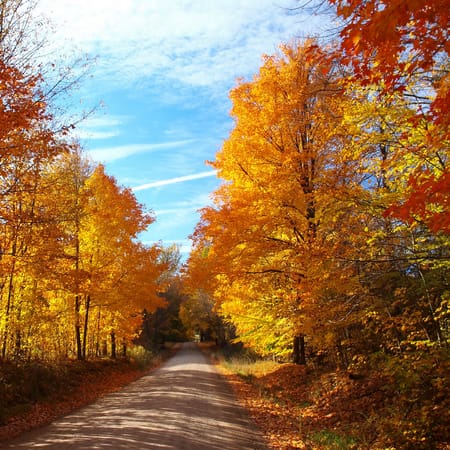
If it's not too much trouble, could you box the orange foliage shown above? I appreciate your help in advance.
[330,0,450,233]
[187,36,449,448]
[0,64,166,361]
[331,0,449,95]
[187,41,367,357]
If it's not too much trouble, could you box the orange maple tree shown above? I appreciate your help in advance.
[187,41,367,361]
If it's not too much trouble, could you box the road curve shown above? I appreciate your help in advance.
[1,342,267,449]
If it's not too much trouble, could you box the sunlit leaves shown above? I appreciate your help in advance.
[187,41,361,358]
[0,61,165,361]
[330,0,449,233]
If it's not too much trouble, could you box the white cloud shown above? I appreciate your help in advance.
[37,0,318,91]
[87,140,194,163]
[76,130,120,140]
[132,170,217,192]
[155,208,191,216]
[80,116,129,129]
[154,194,213,216]
[74,115,129,140]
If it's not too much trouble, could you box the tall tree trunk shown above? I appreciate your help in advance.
[82,295,90,359]
[110,331,116,359]
[336,340,349,369]
[74,216,83,360]
[75,294,82,360]
[293,334,306,365]
[14,300,23,358]
[2,254,16,360]
[14,330,21,358]
[95,306,102,357]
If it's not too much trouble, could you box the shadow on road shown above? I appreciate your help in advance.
[2,343,267,449]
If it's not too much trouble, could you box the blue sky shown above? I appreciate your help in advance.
[37,0,329,256]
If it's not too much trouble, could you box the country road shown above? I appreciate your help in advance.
[1,343,267,449]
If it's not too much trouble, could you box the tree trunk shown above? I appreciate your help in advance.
[110,331,116,359]
[14,330,21,358]
[74,202,82,360]
[293,335,306,365]
[2,255,16,360]
[82,295,90,359]
[336,341,349,369]
[75,294,82,360]
[95,307,102,356]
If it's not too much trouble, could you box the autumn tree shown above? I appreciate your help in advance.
[0,56,65,359]
[309,1,450,385]
[0,1,164,363]
[187,41,366,363]
[0,0,45,65]
[42,152,167,360]
[328,0,449,232]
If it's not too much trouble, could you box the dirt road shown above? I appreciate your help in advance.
[1,342,267,449]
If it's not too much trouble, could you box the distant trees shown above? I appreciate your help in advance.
[138,245,189,350]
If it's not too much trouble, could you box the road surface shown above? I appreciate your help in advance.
[1,342,267,449]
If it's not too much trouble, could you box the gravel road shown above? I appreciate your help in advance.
[1,342,267,449]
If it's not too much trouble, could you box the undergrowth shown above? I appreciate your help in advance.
[0,358,132,425]
[201,342,449,450]
[222,357,279,380]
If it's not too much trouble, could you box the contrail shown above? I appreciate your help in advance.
[132,170,217,192]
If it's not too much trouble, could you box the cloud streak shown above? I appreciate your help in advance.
[88,140,194,163]
[75,115,129,140]
[132,170,217,192]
